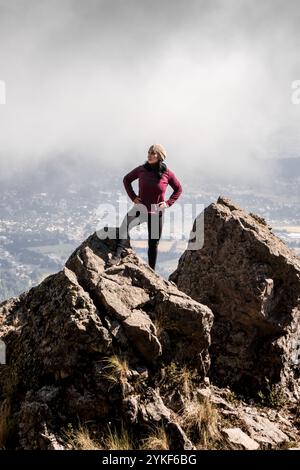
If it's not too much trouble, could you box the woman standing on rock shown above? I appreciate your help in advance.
[108,144,183,271]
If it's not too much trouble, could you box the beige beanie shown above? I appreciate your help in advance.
[149,143,167,161]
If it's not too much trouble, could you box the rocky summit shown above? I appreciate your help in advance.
[169,196,300,400]
[0,199,300,450]
[0,228,213,450]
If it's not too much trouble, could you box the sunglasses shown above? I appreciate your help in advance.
[148,150,158,155]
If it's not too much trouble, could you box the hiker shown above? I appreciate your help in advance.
[108,144,183,270]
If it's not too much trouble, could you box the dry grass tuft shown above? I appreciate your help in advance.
[140,425,169,450]
[104,423,133,450]
[102,355,129,385]
[63,423,102,450]
[181,397,219,449]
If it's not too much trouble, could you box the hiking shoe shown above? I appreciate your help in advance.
[107,253,122,267]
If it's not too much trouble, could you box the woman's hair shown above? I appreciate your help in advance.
[143,160,167,179]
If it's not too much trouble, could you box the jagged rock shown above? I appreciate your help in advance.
[205,384,300,449]
[196,387,236,412]
[164,388,186,413]
[139,388,171,423]
[122,395,139,423]
[240,412,289,448]
[170,196,300,398]
[0,230,213,449]
[196,386,212,401]
[165,421,194,450]
[18,400,63,450]
[222,428,259,450]
[125,388,194,450]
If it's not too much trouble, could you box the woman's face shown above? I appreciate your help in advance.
[147,148,159,164]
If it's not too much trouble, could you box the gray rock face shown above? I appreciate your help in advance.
[207,385,298,449]
[0,230,213,449]
[222,428,259,450]
[240,412,288,447]
[169,196,300,398]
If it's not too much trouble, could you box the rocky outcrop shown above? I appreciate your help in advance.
[199,384,299,450]
[222,428,259,450]
[1,200,300,450]
[0,229,213,450]
[169,196,300,399]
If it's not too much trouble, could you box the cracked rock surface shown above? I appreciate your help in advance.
[169,196,300,399]
[0,229,213,449]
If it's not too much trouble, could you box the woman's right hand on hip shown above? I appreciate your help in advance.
[133,197,142,204]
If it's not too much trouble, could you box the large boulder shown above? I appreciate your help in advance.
[0,229,213,449]
[169,196,300,399]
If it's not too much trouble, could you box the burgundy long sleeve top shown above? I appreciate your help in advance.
[123,164,183,214]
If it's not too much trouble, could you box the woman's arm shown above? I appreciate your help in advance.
[165,169,183,207]
[123,166,140,202]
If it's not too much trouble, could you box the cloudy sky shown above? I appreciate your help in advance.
[0,0,300,182]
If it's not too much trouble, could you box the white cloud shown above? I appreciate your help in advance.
[0,0,299,182]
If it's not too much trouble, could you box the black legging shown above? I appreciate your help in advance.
[116,205,164,270]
